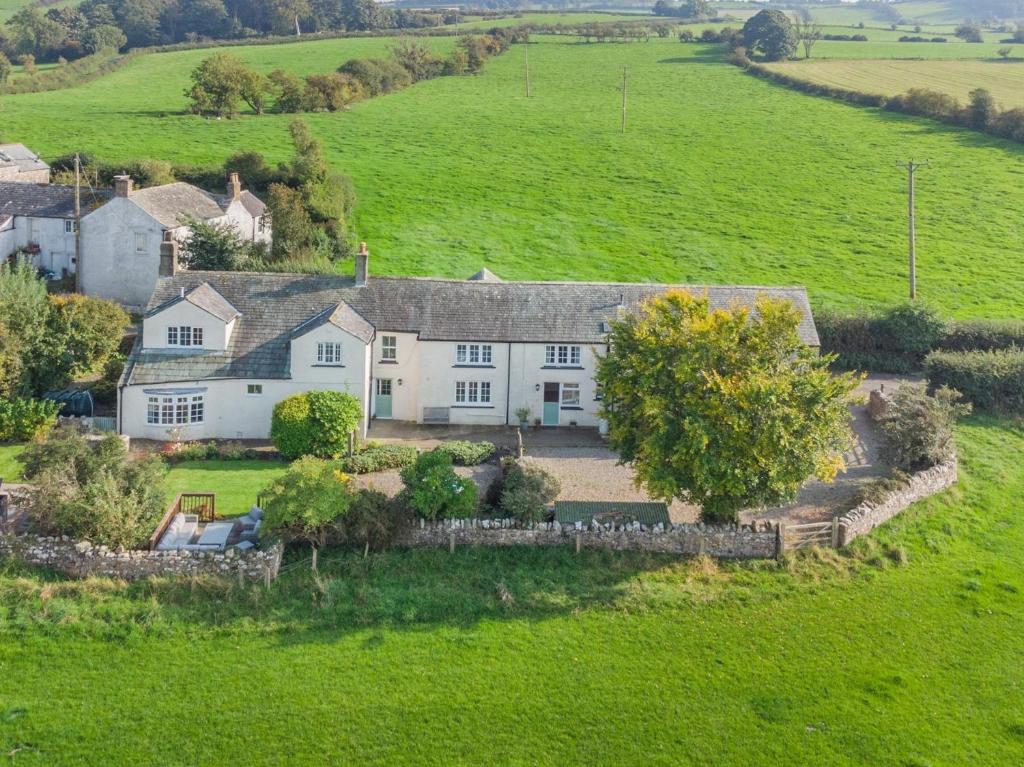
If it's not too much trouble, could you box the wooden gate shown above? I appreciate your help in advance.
[781,519,840,550]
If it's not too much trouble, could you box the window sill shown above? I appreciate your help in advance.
[560,406,584,411]
[541,366,585,370]
[453,364,496,369]
[312,364,345,368]
[378,360,398,365]
[451,405,495,409]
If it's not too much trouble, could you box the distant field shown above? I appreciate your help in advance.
[458,12,648,29]
[768,58,1024,107]
[808,0,963,26]
[810,40,1016,60]
[1,36,1023,317]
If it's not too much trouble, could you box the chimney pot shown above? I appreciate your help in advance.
[355,242,369,287]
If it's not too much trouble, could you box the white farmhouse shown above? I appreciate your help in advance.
[0,182,111,275]
[80,173,270,310]
[0,144,50,183]
[117,247,820,441]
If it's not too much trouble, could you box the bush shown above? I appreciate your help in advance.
[270,391,362,459]
[166,440,262,462]
[433,440,495,466]
[259,456,355,548]
[925,349,1024,414]
[399,450,477,520]
[335,488,413,551]
[90,353,125,406]
[338,58,412,96]
[22,427,167,548]
[939,320,1024,352]
[816,304,946,372]
[337,444,418,474]
[876,385,970,472]
[499,463,560,523]
[0,397,59,442]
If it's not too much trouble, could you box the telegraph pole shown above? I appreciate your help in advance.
[899,160,928,300]
[74,153,82,294]
[620,66,628,134]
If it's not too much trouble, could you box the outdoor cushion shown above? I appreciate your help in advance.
[235,540,255,551]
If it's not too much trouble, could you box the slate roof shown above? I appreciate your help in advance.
[292,302,375,344]
[0,144,49,175]
[125,271,819,385]
[238,190,266,218]
[130,182,226,228]
[147,282,240,323]
[0,182,111,219]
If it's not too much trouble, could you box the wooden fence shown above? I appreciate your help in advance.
[778,518,840,552]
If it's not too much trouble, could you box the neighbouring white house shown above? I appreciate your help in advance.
[80,173,270,310]
[0,182,111,275]
[117,247,821,441]
[0,144,50,183]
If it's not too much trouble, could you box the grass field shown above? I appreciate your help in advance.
[1,37,1022,317]
[811,40,1019,60]
[0,416,1022,764]
[768,58,1024,107]
[164,459,287,516]
[807,0,964,26]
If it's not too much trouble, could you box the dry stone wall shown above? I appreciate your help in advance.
[396,518,780,559]
[837,458,958,546]
[0,534,283,582]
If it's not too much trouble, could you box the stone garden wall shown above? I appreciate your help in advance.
[396,517,780,559]
[837,458,958,546]
[0,534,283,582]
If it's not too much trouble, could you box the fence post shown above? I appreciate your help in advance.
[575,531,581,555]
[831,516,840,548]
[311,546,318,572]
[263,565,271,589]
[449,531,456,554]
[776,522,786,559]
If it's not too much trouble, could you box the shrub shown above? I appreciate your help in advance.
[335,488,413,552]
[22,427,167,548]
[90,353,126,406]
[399,450,477,520]
[816,304,946,372]
[270,391,362,459]
[499,463,560,523]
[433,440,495,466]
[259,456,355,548]
[939,320,1024,352]
[338,58,412,96]
[337,444,418,474]
[924,349,1024,414]
[852,470,912,507]
[876,386,970,472]
[0,397,59,442]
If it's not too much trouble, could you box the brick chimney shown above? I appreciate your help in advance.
[113,174,133,198]
[159,231,178,277]
[355,241,369,287]
[227,171,241,201]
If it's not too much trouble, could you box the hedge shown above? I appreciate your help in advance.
[0,397,59,443]
[938,320,1024,353]
[337,444,418,474]
[924,349,1024,414]
[432,440,495,466]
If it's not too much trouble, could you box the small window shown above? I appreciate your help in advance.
[377,378,392,396]
[469,345,480,364]
[191,327,203,347]
[455,380,490,404]
[545,345,556,365]
[381,335,397,361]
[167,327,178,345]
[455,381,467,403]
[246,384,263,396]
[258,216,268,233]
[316,342,342,365]
[480,381,491,403]
[456,344,468,364]
[64,220,78,234]
[190,396,205,423]
[468,381,479,401]
[134,232,147,253]
[545,344,581,367]
[570,346,581,366]
[561,383,580,407]
[147,397,159,424]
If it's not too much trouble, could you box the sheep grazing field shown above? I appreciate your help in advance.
[2,35,1022,316]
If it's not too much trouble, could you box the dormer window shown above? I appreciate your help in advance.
[316,342,343,365]
[168,326,203,347]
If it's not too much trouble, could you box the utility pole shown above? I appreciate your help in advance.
[524,37,530,98]
[620,66,628,134]
[74,153,82,294]
[899,160,928,300]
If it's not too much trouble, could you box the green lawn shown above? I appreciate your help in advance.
[0,416,1022,764]
[2,37,1022,317]
[0,444,25,482]
[164,459,288,517]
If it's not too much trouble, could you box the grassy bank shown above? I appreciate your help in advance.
[0,417,1023,764]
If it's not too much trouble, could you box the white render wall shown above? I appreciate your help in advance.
[142,300,235,351]
[0,215,77,274]
[221,198,270,245]
[80,197,168,310]
[369,331,421,422]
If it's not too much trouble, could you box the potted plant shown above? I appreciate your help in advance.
[514,407,531,430]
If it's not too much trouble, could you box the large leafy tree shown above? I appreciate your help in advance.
[597,291,859,524]
[185,52,266,116]
[741,8,798,61]
[259,456,354,549]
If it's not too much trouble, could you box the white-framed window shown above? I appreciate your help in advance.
[64,220,78,234]
[545,345,582,367]
[561,383,580,407]
[167,326,203,347]
[454,381,491,404]
[316,342,343,365]
[246,384,263,396]
[455,343,493,365]
[381,335,397,361]
[258,216,268,233]
[377,378,392,396]
[134,232,147,253]
[147,394,204,425]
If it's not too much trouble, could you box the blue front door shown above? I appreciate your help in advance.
[375,378,393,419]
[542,382,560,426]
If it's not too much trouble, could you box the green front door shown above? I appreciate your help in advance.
[375,378,393,419]
[542,382,560,426]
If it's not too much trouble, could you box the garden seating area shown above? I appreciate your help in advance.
[154,507,263,553]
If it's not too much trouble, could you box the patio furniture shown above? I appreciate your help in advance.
[155,513,200,551]
[196,521,234,551]
[235,512,262,542]
[235,540,256,552]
